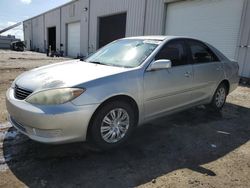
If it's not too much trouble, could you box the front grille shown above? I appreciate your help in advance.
[14,85,33,100]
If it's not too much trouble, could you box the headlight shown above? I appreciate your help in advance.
[26,88,85,105]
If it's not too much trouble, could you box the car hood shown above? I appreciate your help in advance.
[15,60,130,91]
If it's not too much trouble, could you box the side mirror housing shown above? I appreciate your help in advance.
[147,59,172,71]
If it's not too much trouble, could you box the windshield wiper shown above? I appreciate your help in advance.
[86,61,106,65]
[86,61,132,68]
[108,63,132,68]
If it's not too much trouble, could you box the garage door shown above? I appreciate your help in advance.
[165,0,244,59]
[67,22,80,57]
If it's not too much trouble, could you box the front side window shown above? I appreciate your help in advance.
[187,40,219,63]
[155,40,187,66]
[86,39,160,68]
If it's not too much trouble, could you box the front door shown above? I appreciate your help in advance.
[143,40,193,120]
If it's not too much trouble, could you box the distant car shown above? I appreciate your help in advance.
[6,36,239,150]
[10,41,25,52]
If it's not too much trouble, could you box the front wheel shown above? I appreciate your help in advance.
[208,83,228,110]
[90,101,136,150]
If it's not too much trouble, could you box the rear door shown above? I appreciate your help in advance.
[143,40,194,120]
[186,39,224,102]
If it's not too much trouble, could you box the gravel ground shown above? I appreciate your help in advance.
[0,50,249,188]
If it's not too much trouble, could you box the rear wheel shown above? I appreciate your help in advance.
[209,83,228,110]
[90,101,136,150]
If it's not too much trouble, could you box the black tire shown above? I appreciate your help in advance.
[208,83,228,111]
[90,100,136,150]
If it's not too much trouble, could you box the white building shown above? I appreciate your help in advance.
[23,0,250,78]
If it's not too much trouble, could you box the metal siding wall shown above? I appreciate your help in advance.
[80,0,89,56]
[23,0,250,78]
[237,0,250,77]
[61,0,89,56]
[88,0,146,53]
[31,15,44,52]
[61,0,81,55]
[44,8,61,51]
[144,0,165,35]
[23,20,32,50]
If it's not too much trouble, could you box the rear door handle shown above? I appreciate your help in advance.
[216,66,222,71]
[184,72,191,77]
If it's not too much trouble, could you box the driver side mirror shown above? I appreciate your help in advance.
[147,59,172,71]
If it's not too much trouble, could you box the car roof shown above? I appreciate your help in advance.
[124,35,199,41]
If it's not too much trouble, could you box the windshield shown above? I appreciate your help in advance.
[85,39,161,68]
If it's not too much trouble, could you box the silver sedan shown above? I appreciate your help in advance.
[6,36,239,149]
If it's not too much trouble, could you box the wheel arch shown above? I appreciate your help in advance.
[86,94,139,141]
[220,79,230,95]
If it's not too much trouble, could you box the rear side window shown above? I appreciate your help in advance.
[155,40,187,67]
[187,40,219,63]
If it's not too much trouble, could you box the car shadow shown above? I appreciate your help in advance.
[3,103,250,187]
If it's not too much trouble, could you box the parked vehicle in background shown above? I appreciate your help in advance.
[6,36,239,150]
[10,41,25,51]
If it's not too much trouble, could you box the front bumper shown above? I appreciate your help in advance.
[6,88,99,144]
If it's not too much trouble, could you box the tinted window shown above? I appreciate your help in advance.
[155,40,187,66]
[187,40,219,63]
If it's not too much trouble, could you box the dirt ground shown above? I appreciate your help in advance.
[0,50,250,188]
[0,50,71,123]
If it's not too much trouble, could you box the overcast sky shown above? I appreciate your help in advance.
[0,0,71,40]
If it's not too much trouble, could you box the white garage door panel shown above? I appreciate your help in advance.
[67,22,80,57]
[165,0,244,59]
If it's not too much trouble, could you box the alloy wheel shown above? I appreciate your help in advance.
[100,108,130,143]
[215,87,226,108]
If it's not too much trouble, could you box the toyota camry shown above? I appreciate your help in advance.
[6,36,239,149]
